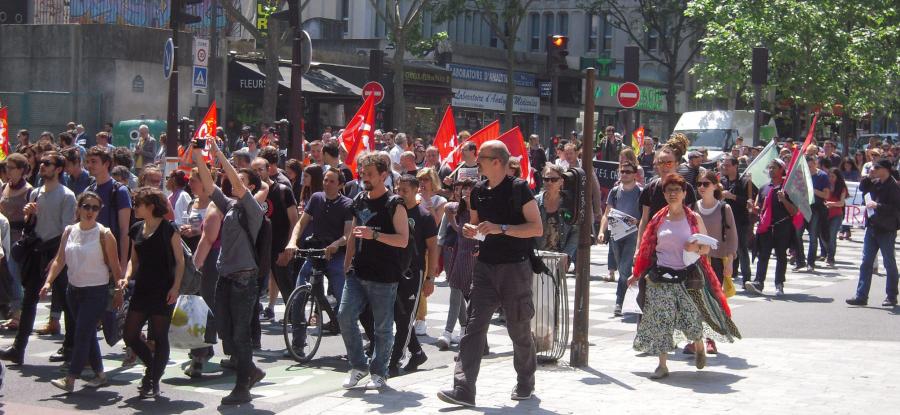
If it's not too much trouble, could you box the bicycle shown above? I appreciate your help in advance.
[283,248,340,363]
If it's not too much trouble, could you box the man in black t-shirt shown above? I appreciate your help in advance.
[746,159,797,296]
[388,175,438,376]
[339,154,409,391]
[438,141,543,407]
[720,156,756,282]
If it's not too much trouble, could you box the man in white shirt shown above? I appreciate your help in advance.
[389,133,410,172]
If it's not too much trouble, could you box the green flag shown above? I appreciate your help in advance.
[742,140,778,189]
[784,155,814,221]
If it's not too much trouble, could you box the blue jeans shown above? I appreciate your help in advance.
[855,227,899,301]
[826,215,843,263]
[337,272,397,377]
[611,232,637,306]
[66,284,108,377]
[805,209,825,266]
[7,256,23,312]
[297,255,346,308]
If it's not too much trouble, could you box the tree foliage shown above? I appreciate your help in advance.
[687,0,900,118]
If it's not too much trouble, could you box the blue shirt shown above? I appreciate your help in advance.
[63,168,93,196]
[811,169,830,207]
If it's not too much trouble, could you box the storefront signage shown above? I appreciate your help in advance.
[451,88,540,114]
[594,81,666,112]
[448,63,536,88]
[539,81,552,97]
[404,68,451,86]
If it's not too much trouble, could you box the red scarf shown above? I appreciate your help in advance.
[633,205,732,317]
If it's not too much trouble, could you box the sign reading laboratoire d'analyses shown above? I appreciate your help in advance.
[451,88,540,114]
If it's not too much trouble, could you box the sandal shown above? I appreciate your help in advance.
[650,366,669,379]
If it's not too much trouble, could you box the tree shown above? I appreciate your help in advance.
[220,0,311,124]
[687,0,899,145]
[463,0,536,129]
[582,0,705,136]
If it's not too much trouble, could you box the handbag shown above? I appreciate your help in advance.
[11,188,40,263]
[98,227,124,346]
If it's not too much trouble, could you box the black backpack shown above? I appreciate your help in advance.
[236,204,272,280]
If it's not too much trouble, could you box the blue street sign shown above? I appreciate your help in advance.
[163,38,174,80]
[192,66,208,94]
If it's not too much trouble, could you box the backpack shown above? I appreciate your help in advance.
[157,221,202,295]
[353,192,417,276]
[88,180,136,238]
[237,204,272,280]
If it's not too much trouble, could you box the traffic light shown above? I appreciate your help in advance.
[174,0,203,27]
[547,35,569,72]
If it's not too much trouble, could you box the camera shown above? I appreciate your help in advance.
[194,138,206,148]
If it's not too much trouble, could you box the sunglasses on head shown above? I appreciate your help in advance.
[79,203,101,212]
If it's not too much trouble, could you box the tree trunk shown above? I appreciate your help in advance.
[504,43,515,129]
[392,32,407,132]
[262,21,281,124]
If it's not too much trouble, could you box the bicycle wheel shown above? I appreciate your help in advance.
[283,286,322,362]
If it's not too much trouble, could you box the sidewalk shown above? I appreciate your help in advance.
[288,334,900,414]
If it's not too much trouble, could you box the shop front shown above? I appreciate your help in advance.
[394,65,454,138]
[451,88,541,135]
[590,80,685,139]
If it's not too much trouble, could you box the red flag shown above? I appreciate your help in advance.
[433,106,457,163]
[181,101,217,168]
[444,119,500,170]
[786,111,820,177]
[497,126,535,188]
[0,107,9,161]
[340,94,376,177]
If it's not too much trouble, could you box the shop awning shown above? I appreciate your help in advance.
[233,60,362,96]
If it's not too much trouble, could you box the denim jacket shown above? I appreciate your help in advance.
[534,191,577,259]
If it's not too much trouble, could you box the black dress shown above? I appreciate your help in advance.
[129,220,177,316]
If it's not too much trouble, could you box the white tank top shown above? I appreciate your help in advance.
[64,224,110,288]
[656,217,692,270]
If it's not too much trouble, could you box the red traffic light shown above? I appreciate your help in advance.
[550,35,568,49]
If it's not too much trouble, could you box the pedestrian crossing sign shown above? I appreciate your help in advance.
[192,66,208,95]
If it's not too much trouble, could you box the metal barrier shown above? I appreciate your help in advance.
[532,251,570,363]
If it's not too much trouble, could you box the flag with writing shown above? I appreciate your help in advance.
[0,107,9,161]
[783,112,819,221]
[340,94,376,177]
[443,119,500,170]
[497,126,535,188]
[742,139,778,189]
[631,125,644,154]
[180,101,217,169]
[432,106,457,164]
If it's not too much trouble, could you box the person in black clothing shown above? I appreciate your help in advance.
[637,146,698,246]
[438,140,543,407]
[720,156,756,282]
[389,175,438,376]
[745,159,797,296]
[322,141,355,184]
[122,187,184,398]
[847,158,900,306]
[527,134,547,189]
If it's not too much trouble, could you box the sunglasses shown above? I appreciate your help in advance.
[40,160,59,167]
[619,170,635,175]
[697,181,714,187]
[542,177,562,183]
[79,203,101,212]
[654,160,675,167]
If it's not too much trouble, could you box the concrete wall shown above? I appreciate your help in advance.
[0,24,197,134]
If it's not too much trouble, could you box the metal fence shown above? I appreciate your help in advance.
[33,0,245,37]
[0,91,106,136]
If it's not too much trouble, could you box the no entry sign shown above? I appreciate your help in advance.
[362,81,385,105]
[617,82,640,108]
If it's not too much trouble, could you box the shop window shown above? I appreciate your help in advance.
[543,12,554,51]
[530,13,540,51]
[603,14,613,52]
[587,14,600,51]
[557,12,568,36]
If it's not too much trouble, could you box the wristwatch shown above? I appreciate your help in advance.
[372,230,380,241]
[500,224,509,235]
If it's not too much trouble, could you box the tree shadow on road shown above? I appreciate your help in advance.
[630,370,745,394]
[778,293,835,303]
[342,388,426,413]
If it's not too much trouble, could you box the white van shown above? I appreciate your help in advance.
[673,110,777,161]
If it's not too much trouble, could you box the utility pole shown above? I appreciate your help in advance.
[623,46,639,144]
[751,47,768,147]
[166,0,202,157]
[571,68,595,367]
[547,35,569,143]
[288,1,304,160]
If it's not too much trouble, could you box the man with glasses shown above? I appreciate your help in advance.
[438,140,543,407]
[1,152,77,365]
[440,140,479,187]
[597,125,622,162]
[720,155,756,284]
[598,161,642,316]
[846,158,900,306]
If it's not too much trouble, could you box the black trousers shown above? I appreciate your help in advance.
[15,239,70,354]
[755,223,793,289]
[389,271,424,368]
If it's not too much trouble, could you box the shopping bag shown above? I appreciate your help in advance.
[722,255,736,297]
[169,295,212,350]
[622,283,642,315]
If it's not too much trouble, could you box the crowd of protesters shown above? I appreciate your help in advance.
[0,120,897,407]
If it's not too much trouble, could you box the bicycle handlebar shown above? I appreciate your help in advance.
[294,248,328,258]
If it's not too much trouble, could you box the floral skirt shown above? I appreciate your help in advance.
[633,280,704,355]
[684,284,742,344]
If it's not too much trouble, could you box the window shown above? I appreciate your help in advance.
[489,13,499,48]
[530,13,540,51]
[557,12,568,36]
[602,15,613,51]
[587,14,600,51]
[464,11,473,44]
[543,12,554,50]
[340,0,349,37]
[647,29,659,51]
[374,0,385,38]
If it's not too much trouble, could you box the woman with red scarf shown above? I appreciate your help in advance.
[629,174,740,379]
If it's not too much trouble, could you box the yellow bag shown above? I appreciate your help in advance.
[722,255,736,297]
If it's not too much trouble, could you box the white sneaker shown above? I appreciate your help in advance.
[342,369,367,389]
[365,374,387,390]
[435,331,452,351]
[775,285,785,297]
[414,320,427,336]
[451,331,462,344]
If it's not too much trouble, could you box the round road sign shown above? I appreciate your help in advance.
[163,38,174,80]
[362,81,385,105]
[617,82,640,108]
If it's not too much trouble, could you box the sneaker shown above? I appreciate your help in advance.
[775,285,785,297]
[85,375,109,388]
[403,351,427,372]
[826,260,836,268]
[743,281,763,295]
[882,297,898,307]
[49,347,69,362]
[122,348,138,367]
[414,320,427,336]
[283,345,307,360]
[437,389,475,407]
[342,369,367,389]
[365,374,387,390]
[613,304,623,317]
[511,384,533,400]
[435,331,452,351]
[260,306,274,322]
[452,331,463,344]
[845,297,868,306]
[139,381,159,399]
[322,320,340,334]
[50,377,75,393]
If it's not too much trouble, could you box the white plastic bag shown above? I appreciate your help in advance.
[531,272,554,352]
[622,284,642,315]
[169,295,212,350]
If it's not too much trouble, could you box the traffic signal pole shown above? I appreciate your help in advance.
[288,1,304,160]
[166,2,180,158]
[571,67,595,367]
